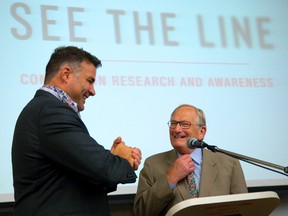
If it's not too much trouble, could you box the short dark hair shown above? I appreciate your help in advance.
[44,46,102,83]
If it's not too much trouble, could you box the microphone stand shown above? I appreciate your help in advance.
[206,145,288,176]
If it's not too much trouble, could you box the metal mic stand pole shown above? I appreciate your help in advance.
[206,145,288,174]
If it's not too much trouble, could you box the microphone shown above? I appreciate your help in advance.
[187,137,208,149]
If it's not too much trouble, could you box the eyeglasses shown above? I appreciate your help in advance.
[167,121,192,129]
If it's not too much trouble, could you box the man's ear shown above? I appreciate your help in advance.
[199,125,207,140]
[60,67,72,83]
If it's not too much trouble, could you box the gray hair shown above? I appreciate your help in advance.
[171,104,206,127]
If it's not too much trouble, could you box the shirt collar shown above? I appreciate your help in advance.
[190,148,202,165]
[41,85,80,117]
[177,148,202,165]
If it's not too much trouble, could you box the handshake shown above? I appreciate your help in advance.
[111,137,142,170]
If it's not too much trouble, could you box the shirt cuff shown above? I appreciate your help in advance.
[169,182,175,190]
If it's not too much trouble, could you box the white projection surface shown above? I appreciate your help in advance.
[1,1,288,200]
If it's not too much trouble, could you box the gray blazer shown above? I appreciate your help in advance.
[134,149,248,216]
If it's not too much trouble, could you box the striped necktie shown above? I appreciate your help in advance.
[187,172,199,198]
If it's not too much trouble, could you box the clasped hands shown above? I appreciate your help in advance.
[111,136,142,170]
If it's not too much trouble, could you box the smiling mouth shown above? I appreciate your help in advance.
[174,135,186,139]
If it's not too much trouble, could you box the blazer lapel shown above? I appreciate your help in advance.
[199,149,218,197]
[176,179,191,200]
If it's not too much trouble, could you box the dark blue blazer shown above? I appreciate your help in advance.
[12,90,136,216]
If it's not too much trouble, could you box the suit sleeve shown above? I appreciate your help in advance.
[133,158,175,216]
[38,102,136,186]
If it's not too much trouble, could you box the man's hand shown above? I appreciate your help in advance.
[131,147,142,170]
[166,154,195,185]
[111,137,142,170]
[110,136,125,153]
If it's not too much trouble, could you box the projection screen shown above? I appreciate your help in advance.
[1,0,288,200]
